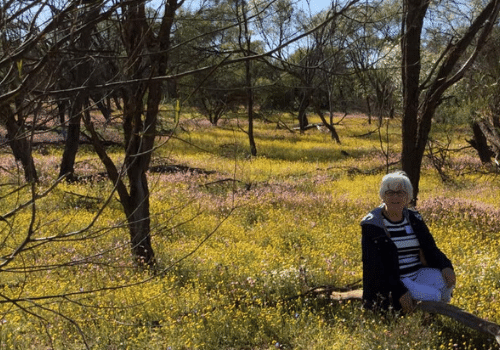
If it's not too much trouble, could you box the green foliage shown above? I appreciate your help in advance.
[0,114,499,349]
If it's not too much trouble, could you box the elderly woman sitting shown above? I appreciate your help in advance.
[361,171,456,313]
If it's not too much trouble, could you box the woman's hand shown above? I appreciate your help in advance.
[399,291,416,313]
[441,267,456,288]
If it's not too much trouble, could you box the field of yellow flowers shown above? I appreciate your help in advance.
[0,113,499,349]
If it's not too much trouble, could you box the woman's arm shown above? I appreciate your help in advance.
[410,211,453,270]
[361,225,408,309]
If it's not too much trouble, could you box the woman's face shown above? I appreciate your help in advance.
[382,183,409,214]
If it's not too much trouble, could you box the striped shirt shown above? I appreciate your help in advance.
[383,216,423,279]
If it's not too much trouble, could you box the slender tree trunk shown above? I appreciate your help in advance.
[112,0,179,266]
[366,96,372,125]
[242,1,256,157]
[125,165,155,266]
[401,0,429,204]
[124,77,163,267]
[1,104,38,182]
[59,98,83,181]
[470,122,493,163]
[314,104,341,143]
[476,118,500,156]
[121,85,156,266]
[247,67,257,156]
[297,91,311,133]
[58,3,100,181]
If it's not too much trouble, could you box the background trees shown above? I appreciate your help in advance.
[0,0,363,269]
[2,0,500,264]
[459,25,500,164]
[400,0,500,203]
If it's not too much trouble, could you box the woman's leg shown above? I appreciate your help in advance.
[413,267,454,302]
[401,276,441,302]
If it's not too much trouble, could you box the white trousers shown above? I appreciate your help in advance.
[401,267,454,303]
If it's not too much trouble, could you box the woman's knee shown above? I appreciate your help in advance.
[415,267,446,288]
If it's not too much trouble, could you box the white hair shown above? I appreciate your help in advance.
[379,171,413,201]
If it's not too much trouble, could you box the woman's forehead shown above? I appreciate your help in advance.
[387,181,405,190]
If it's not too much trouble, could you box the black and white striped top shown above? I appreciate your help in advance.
[383,216,423,279]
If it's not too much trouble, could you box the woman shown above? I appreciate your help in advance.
[361,171,456,313]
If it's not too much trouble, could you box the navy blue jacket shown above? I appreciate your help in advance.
[360,206,453,311]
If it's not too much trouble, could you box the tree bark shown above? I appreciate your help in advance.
[400,0,429,204]
[1,104,38,182]
[476,118,500,157]
[104,0,181,266]
[125,168,155,266]
[58,3,101,181]
[59,98,83,181]
[240,0,257,157]
[297,91,311,133]
[314,105,341,144]
[469,122,493,163]
[247,68,257,156]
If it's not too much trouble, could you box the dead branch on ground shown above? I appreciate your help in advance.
[325,288,500,345]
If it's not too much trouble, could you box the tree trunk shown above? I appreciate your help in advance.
[58,3,100,181]
[469,122,493,163]
[400,0,429,204]
[120,85,157,266]
[111,0,179,266]
[297,91,311,133]
[59,98,83,181]
[314,104,341,143]
[366,96,372,125]
[247,72,257,156]
[125,169,155,266]
[242,1,257,157]
[2,104,38,182]
[123,76,163,267]
[83,91,157,267]
[476,118,500,156]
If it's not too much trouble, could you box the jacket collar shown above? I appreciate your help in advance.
[361,205,411,230]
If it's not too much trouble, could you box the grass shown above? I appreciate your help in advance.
[0,111,499,349]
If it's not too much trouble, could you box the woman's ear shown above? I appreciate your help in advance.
[404,193,411,206]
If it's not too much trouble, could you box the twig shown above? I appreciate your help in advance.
[283,280,363,302]
[63,191,102,201]
[203,178,242,186]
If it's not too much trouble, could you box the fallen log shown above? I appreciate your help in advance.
[417,300,500,345]
[327,288,500,345]
[330,288,363,301]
